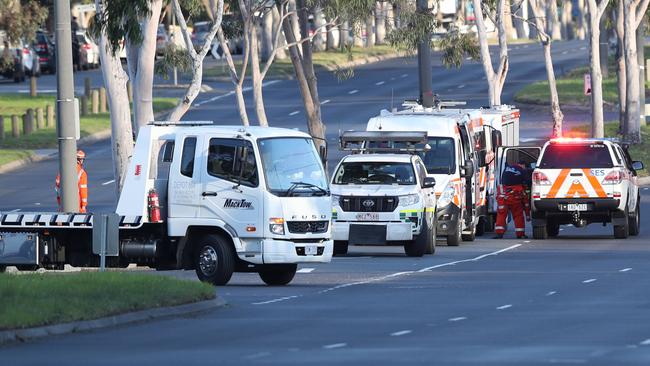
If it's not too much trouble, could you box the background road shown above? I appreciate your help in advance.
[2,39,649,365]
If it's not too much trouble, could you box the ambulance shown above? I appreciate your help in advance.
[530,138,643,239]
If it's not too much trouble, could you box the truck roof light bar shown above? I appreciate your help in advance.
[148,121,215,126]
[340,131,430,153]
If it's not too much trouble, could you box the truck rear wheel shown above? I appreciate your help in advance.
[547,221,560,237]
[333,241,349,256]
[614,211,630,239]
[533,225,548,240]
[195,234,235,286]
[259,264,297,286]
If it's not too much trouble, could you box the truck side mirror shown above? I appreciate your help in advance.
[632,161,644,171]
[461,160,474,178]
[491,130,502,150]
[422,176,436,189]
[477,150,488,167]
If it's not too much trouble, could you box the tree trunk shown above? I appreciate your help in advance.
[473,0,497,106]
[365,15,375,47]
[249,19,269,127]
[340,21,350,47]
[473,0,508,106]
[560,1,573,40]
[548,0,562,40]
[623,1,641,143]
[503,0,516,40]
[132,0,162,132]
[587,0,605,138]
[96,0,133,196]
[615,0,627,133]
[313,8,326,51]
[599,16,609,78]
[375,1,386,44]
[576,0,587,40]
[513,0,529,39]
[261,8,274,61]
[272,6,287,60]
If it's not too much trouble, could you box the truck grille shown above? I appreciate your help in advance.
[287,221,329,234]
[339,196,398,212]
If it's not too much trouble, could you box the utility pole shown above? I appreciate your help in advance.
[417,0,434,107]
[55,0,80,212]
[637,24,646,126]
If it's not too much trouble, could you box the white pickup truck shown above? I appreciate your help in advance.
[0,122,333,285]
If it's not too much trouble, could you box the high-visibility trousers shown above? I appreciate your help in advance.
[495,185,528,238]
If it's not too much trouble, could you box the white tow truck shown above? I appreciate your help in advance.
[0,122,333,285]
[330,131,437,257]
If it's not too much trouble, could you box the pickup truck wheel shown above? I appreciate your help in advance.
[533,225,548,240]
[614,211,630,239]
[475,217,486,237]
[547,222,560,237]
[461,222,476,242]
[446,217,462,246]
[629,202,640,236]
[195,234,235,286]
[333,241,348,256]
[259,264,297,286]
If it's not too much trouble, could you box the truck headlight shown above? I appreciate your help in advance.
[437,185,456,208]
[269,218,285,235]
[331,194,340,206]
[398,194,420,206]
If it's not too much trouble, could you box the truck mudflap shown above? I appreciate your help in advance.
[0,212,143,229]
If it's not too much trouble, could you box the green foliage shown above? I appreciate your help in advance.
[386,8,437,55]
[438,30,480,68]
[0,0,48,43]
[312,0,377,25]
[154,44,193,79]
[92,0,153,55]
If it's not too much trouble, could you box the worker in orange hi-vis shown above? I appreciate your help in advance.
[494,161,531,239]
[55,150,88,213]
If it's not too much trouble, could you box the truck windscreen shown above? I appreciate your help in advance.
[333,162,416,185]
[420,137,456,174]
[540,144,614,169]
[258,137,328,195]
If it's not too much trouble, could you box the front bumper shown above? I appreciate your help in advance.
[436,204,461,236]
[260,238,333,264]
[333,221,414,243]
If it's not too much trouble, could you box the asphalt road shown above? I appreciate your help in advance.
[3,39,650,365]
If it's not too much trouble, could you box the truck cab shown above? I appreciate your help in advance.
[0,123,333,286]
[366,106,485,246]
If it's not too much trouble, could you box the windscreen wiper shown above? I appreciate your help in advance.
[286,181,329,196]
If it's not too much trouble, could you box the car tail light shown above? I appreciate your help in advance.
[83,44,92,50]
[532,171,551,186]
[23,48,30,54]
[602,171,622,185]
[613,192,622,198]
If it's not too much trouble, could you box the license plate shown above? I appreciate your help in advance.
[304,245,318,255]
[355,212,380,221]
[567,203,588,211]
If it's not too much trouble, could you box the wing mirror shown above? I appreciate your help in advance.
[477,150,488,167]
[319,144,327,166]
[422,176,436,189]
[491,130,502,150]
[461,160,474,178]
[632,161,644,171]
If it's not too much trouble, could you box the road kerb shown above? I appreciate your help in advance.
[0,296,226,346]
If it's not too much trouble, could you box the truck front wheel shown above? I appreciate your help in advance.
[259,264,297,286]
[195,234,235,286]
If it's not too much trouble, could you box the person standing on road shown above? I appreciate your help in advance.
[494,161,531,239]
[55,150,88,213]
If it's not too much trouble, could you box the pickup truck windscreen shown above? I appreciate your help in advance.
[333,162,416,185]
[539,143,614,169]
[258,137,328,196]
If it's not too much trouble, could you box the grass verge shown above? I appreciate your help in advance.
[0,94,177,165]
[204,45,398,79]
[0,272,215,330]
[570,122,650,177]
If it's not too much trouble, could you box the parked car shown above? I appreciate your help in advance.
[193,17,242,54]
[0,32,40,82]
[34,30,56,74]
[76,30,100,69]
[156,24,169,57]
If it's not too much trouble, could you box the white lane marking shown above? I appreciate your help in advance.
[641,339,650,345]
[458,84,465,89]
[348,89,359,95]
[559,228,564,231]
[523,45,529,49]
[244,352,271,360]
[465,56,472,61]
[7,209,20,213]
[252,295,300,305]
[323,343,347,349]
[401,73,408,78]
[418,244,522,273]
[496,304,513,310]
[619,268,632,272]
[391,330,412,337]
[321,99,331,105]
[375,81,385,86]
[549,359,586,364]
[390,77,396,80]
[562,50,568,55]
[289,110,300,116]
[643,187,649,190]
[102,179,115,186]
[582,278,597,284]
[580,46,587,50]
[34,202,41,206]
[448,317,467,322]
[524,240,531,243]
[297,268,315,273]
[546,291,557,296]
[195,80,281,107]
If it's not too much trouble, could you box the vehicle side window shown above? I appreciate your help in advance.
[180,137,197,178]
[207,138,258,187]
[415,160,427,183]
[611,145,622,165]
[458,126,471,161]
[619,146,634,171]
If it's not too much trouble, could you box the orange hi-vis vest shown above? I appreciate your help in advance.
[55,163,88,213]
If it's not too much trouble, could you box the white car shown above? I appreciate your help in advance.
[76,30,99,69]
[331,152,437,257]
[531,138,643,239]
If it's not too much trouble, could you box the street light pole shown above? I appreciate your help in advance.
[417,0,434,108]
[55,0,80,212]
